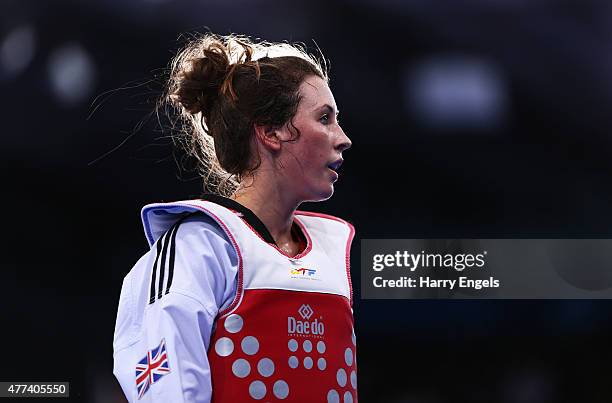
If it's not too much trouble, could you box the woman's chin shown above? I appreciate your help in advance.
[303,185,335,203]
[317,185,335,201]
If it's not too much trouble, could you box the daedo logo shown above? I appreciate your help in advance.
[288,304,325,336]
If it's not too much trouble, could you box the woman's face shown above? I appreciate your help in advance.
[278,75,352,202]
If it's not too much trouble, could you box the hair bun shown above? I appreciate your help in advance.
[170,41,231,115]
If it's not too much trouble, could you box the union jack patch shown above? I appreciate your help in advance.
[135,338,171,399]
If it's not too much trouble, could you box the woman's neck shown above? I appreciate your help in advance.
[230,176,299,248]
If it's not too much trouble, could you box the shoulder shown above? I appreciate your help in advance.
[124,213,238,317]
[148,213,238,305]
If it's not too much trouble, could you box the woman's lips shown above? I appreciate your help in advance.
[328,167,339,181]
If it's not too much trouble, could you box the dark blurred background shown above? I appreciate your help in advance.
[2,0,612,402]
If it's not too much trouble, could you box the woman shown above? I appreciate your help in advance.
[113,34,357,403]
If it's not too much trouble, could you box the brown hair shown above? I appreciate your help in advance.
[162,33,328,196]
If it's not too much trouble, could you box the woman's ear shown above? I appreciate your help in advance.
[253,124,287,152]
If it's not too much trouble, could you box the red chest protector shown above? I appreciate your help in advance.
[182,200,357,403]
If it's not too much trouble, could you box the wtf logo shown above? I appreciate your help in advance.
[290,268,317,276]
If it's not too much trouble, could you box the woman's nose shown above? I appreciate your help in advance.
[336,126,352,152]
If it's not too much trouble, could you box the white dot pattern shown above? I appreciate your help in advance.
[249,381,266,400]
[336,368,347,387]
[231,359,250,378]
[241,336,259,355]
[288,356,298,369]
[327,389,340,403]
[273,380,289,399]
[257,358,274,377]
[224,314,243,333]
[214,337,233,357]
[345,348,353,366]
[303,340,312,353]
[317,340,326,354]
[213,314,356,399]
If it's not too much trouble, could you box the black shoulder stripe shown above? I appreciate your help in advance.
[149,212,200,304]
[159,222,180,299]
[156,223,174,301]
[163,212,201,295]
[164,219,181,295]
[149,232,166,304]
